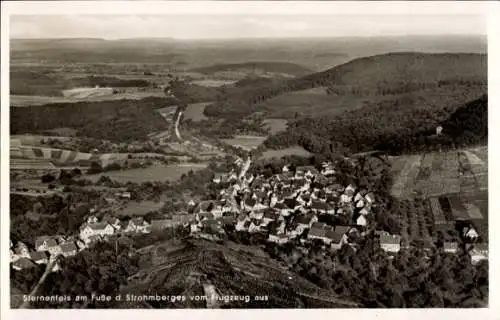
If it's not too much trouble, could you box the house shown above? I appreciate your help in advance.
[235,214,250,231]
[262,208,277,225]
[307,222,332,243]
[102,215,121,231]
[356,215,368,227]
[268,231,290,244]
[35,236,57,252]
[197,200,214,213]
[443,241,459,253]
[30,251,49,264]
[469,243,488,265]
[10,249,20,263]
[328,226,350,250]
[248,220,261,233]
[365,192,375,204]
[320,164,336,176]
[310,200,330,214]
[292,213,318,235]
[377,231,401,253]
[274,202,293,217]
[359,205,371,216]
[354,190,368,202]
[12,258,36,271]
[14,242,30,259]
[356,199,365,208]
[128,217,150,233]
[60,242,78,257]
[76,240,87,251]
[190,221,202,234]
[118,191,132,200]
[463,226,479,240]
[295,166,319,179]
[87,215,99,224]
[212,172,227,184]
[80,222,115,242]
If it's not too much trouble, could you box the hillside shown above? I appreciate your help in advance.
[204,52,487,118]
[10,98,170,142]
[191,62,312,77]
[119,239,360,308]
[264,93,488,156]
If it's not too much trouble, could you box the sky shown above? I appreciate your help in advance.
[10,14,486,40]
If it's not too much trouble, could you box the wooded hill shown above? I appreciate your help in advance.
[203,52,487,118]
[190,62,312,77]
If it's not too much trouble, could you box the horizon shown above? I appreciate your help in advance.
[10,14,487,40]
[10,34,488,41]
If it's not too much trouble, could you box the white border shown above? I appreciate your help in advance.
[1,1,499,320]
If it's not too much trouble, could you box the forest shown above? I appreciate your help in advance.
[264,94,487,155]
[11,98,168,142]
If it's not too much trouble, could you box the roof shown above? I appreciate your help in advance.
[378,232,401,245]
[311,200,329,210]
[35,236,56,248]
[443,242,458,250]
[296,166,319,174]
[263,209,277,219]
[198,200,214,212]
[87,222,111,231]
[60,242,77,253]
[296,213,316,225]
[45,239,58,247]
[13,258,36,269]
[30,251,48,261]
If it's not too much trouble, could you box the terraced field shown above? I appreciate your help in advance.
[390,146,487,199]
[390,146,488,242]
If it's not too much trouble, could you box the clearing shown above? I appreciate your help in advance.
[85,163,208,183]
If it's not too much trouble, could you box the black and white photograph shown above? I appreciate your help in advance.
[0,0,497,315]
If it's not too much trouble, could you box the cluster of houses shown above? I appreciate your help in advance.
[11,211,189,271]
[10,236,78,272]
[189,161,403,253]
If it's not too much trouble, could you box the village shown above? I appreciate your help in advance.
[10,156,488,274]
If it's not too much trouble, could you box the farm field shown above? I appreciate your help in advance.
[260,146,312,160]
[10,91,166,107]
[389,147,487,199]
[184,102,212,121]
[222,135,267,151]
[190,79,237,87]
[85,163,208,183]
[263,118,288,134]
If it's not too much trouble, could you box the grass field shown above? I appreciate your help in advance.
[85,163,208,183]
[260,146,312,160]
[118,200,164,217]
[11,91,166,107]
[222,135,267,151]
[184,102,212,121]
[191,79,237,87]
[263,118,288,134]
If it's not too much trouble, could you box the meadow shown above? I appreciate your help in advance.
[260,146,312,160]
[85,163,208,183]
[222,135,267,151]
[262,118,288,135]
[183,102,212,121]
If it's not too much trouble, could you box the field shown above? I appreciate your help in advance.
[260,146,312,160]
[389,146,487,199]
[118,200,164,217]
[221,135,267,151]
[11,91,167,107]
[190,79,237,87]
[390,146,488,243]
[263,118,288,134]
[85,163,208,183]
[183,102,212,121]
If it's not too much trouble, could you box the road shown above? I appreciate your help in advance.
[19,259,57,309]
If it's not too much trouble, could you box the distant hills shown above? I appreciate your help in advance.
[10,35,486,71]
[190,62,312,77]
[204,52,487,118]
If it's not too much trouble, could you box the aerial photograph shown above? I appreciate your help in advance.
[7,9,488,309]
